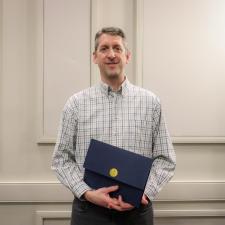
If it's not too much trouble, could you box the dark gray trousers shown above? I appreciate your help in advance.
[71,198,154,225]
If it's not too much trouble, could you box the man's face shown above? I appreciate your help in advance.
[93,34,130,80]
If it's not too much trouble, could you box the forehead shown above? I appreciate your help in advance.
[98,34,124,47]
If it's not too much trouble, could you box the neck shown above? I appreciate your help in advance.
[101,75,126,91]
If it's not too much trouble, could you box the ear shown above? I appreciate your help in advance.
[92,52,98,64]
[125,51,131,64]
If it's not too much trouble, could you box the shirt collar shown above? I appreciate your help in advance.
[99,77,130,97]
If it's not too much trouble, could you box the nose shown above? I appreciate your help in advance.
[107,48,116,58]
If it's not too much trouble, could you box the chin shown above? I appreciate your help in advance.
[105,70,121,78]
[106,74,120,80]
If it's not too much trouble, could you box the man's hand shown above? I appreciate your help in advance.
[109,194,149,211]
[84,187,149,211]
[84,186,134,211]
[108,195,135,211]
[84,186,120,208]
[141,194,149,205]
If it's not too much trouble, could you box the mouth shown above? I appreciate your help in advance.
[105,63,118,69]
[105,62,119,69]
[105,62,118,65]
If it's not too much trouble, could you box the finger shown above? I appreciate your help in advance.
[118,195,123,204]
[118,195,126,207]
[110,202,133,211]
[111,197,120,205]
[107,198,120,209]
[109,203,123,211]
[107,198,122,209]
[118,195,134,209]
[122,203,134,209]
[141,195,149,205]
[102,185,119,194]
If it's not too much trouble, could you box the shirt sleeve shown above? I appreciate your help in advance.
[144,97,176,201]
[51,97,92,199]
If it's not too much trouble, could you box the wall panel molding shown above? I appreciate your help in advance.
[172,136,225,144]
[0,182,73,203]
[133,0,143,87]
[36,0,44,144]
[136,0,225,144]
[35,209,225,225]
[155,209,225,218]
[90,0,101,86]
[37,0,91,144]
[0,181,224,203]
[36,211,71,225]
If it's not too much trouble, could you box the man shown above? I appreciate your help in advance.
[52,27,176,225]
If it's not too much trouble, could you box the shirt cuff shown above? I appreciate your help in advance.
[72,181,93,199]
[144,185,158,202]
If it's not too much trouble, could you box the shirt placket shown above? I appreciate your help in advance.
[108,92,120,145]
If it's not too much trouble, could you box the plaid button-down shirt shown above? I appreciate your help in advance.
[52,78,176,201]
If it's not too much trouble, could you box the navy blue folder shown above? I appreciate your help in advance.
[83,139,154,207]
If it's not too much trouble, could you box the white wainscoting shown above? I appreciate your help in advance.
[1,0,225,225]
[0,182,224,202]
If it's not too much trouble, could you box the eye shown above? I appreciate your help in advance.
[114,46,122,52]
[99,46,108,52]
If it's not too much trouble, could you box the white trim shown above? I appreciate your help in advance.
[37,136,225,144]
[157,181,225,202]
[154,209,225,218]
[36,0,45,143]
[0,0,3,93]
[0,182,73,203]
[172,136,225,144]
[134,0,144,87]
[37,137,55,144]
[0,181,225,203]
[35,209,225,225]
[36,211,71,225]
[90,0,101,86]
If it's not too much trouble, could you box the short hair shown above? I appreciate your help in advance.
[94,27,128,52]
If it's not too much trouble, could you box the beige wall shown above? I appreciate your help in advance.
[0,0,225,225]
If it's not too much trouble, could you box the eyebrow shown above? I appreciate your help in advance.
[99,45,109,48]
[99,44,123,48]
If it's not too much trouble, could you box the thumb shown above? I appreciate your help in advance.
[141,195,149,205]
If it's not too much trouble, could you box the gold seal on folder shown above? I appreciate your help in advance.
[109,168,118,177]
